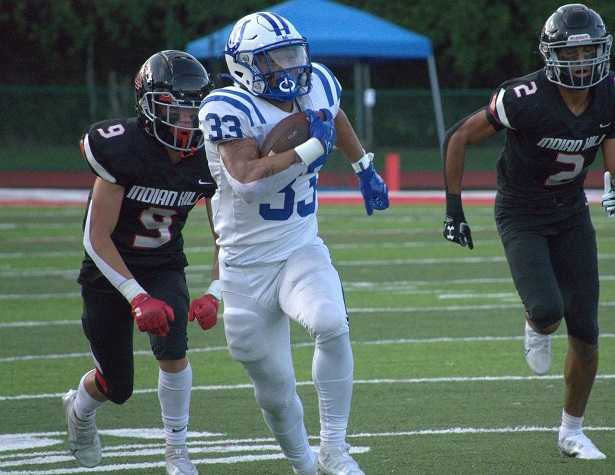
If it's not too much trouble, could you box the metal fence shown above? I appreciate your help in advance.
[0,86,498,146]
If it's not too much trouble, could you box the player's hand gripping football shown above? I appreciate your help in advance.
[188,294,219,331]
[355,154,389,215]
[130,294,175,336]
[442,193,473,249]
[602,171,615,218]
[305,108,336,156]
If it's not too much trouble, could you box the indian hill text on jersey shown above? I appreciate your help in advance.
[126,186,203,207]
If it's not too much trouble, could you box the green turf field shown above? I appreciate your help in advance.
[1,203,614,474]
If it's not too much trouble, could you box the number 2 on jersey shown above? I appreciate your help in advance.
[545,153,585,186]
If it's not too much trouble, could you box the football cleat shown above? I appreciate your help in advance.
[292,449,318,475]
[318,443,365,475]
[524,321,552,375]
[559,432,606,460]
[62,389,102,467]
[165,444,198,475]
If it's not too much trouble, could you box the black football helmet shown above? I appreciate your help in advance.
[135,50,212,154]
[539,4,612,89]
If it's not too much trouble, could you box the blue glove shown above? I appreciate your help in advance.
[354,153,389,215]
[305,109,336,156]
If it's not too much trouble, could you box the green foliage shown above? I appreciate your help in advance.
[3,0,615,87]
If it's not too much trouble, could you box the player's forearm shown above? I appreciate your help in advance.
[88,233,133,281]
[335,109,364,162]
[228,149,299,183]
[444,132,467,195]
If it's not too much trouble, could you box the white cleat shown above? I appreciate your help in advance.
[62,389,102,467]
[318,444,365,475]
[558,432,606,460]
[165,444,198,475]
[293,449,318,475]
[524,321,552,375]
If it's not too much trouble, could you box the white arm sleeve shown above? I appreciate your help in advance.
[222,162,308,204]
[82,201,145,301]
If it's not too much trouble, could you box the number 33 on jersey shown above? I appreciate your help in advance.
[200,63,342,266]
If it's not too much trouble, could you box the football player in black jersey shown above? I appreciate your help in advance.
[442,4,614,459]
[62,50,220,474]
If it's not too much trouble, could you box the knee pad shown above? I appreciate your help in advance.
[527,301,563,333]
[310,305,349,343]
[244,358,296,414]
[95,368,133,405]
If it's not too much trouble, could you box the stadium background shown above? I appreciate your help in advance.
[2,0,613,189]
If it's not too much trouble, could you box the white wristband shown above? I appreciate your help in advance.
[207,280,222,301]
[294,138,325,166]
[351,152,374,173]
[118,278,146,302]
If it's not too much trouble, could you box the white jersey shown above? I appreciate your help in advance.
[199,63,342,266]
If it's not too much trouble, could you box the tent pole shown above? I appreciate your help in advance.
[427,54,445,149]
[363,63,373,151]
[353,61,365,143]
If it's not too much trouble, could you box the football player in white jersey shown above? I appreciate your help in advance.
[199,11,388,475]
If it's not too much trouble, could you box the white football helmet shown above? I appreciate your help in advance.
[225,12,312,102]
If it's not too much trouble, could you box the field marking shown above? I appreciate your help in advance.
[8,253,615,279]
[7,273,615,301]
[1,425,613,474]
[7,300,615,329]
[2,333,615,364]
[2,374,615,402]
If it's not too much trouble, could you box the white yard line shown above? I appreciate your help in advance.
[2,334,614,364]
[2,374,615,402]
[7,253,615,279]
[6,300,615,329]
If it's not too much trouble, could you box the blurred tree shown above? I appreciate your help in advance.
[2,0,615,89]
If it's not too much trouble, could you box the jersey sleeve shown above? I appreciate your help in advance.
[308,62,342,118]
[486,86,519,131]
[80,120,136,186]
[199,88,261,144]
[485,79,539,132]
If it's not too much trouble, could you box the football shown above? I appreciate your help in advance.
[260,111,318,156]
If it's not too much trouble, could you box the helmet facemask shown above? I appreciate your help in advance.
[540,34,612,89]
[237,42,311,101]
[139,91,203,154]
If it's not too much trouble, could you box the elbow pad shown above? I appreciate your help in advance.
[223,162,307,203]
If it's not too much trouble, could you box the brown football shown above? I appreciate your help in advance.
[260,111,312,156]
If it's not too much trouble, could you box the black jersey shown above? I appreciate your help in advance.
[487,69,615,213]
[78,118,216,288]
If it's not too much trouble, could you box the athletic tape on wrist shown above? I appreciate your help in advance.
[118,278,146,302]
[294,138,325,166]
[207,280,222,301]
[352,152,374,173]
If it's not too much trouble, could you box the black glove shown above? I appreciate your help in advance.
[442,193,473,250]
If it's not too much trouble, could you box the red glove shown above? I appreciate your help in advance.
[130,293,175,336]
[188,294,219,330]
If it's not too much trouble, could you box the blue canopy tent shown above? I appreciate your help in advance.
[186,0,445,147]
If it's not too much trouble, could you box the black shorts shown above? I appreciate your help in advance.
[81,269,190,375]
[495,206,599,344]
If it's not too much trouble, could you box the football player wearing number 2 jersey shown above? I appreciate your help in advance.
[443,4,615,460]
[62,50,218,474]
[199,11,389,475]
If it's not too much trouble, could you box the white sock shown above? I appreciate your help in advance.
[158,363,192,446]
[312,333,354,449]
[559,409,583,439]
[73,371,104,420]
